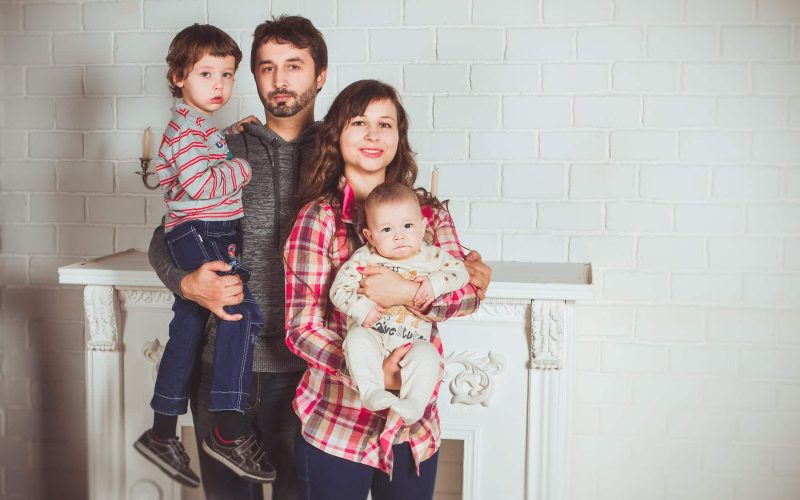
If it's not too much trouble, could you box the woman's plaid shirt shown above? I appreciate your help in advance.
[284,184,481,474]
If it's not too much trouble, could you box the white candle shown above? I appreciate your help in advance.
[142,127,152,159]
[430,167,439,197]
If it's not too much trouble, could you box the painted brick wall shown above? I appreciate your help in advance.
[1,1,799,499]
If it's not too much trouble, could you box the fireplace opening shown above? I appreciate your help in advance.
[434,439,465,499]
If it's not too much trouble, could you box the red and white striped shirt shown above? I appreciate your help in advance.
[284,181,480,475]
[156,104,251,231]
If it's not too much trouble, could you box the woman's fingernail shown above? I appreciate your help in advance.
[403,343,412,348]
[356,266,364,273]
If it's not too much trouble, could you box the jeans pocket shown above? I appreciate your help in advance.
[166,225,210,271]
[206,220,238,238]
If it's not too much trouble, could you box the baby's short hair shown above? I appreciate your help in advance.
[365,183,420,214]
[166,24,242,98]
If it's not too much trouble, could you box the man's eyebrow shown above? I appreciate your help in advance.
[259,57,305,66]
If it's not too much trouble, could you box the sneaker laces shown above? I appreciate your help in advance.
[167,438,191,466]
[236,434,266,468]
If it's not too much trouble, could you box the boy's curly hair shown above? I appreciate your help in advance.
[166,24,242,98]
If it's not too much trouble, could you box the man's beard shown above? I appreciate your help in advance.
[262,84,317,117]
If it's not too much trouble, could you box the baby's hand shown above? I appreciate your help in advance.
[412,278,435,310]
[362,307,384,328]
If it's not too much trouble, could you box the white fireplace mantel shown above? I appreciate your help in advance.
[59,249,592,500]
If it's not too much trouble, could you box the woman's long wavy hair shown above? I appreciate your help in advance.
[294,79,419,216]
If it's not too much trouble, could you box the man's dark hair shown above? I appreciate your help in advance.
[166,24,242,98]
[250,15,328,77]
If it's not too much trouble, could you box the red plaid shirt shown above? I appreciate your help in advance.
[284,182,480,474]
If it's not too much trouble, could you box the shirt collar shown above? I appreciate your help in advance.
[174,103,199,118]
[341,178,356,225]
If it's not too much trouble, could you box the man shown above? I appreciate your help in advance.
[149,14,492,500]
[149,15,327,500]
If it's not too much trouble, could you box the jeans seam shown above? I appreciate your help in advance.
[303,437,312,500]
[236,314,252,410]
[246,373,260,412]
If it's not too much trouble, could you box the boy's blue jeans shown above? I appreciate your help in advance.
[151,219,264,415]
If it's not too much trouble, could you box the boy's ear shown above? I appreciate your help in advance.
[171,69,185,88]
[362,227,372,244]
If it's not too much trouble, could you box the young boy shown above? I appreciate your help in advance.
[330,183,470,424]
[134,24,274,487]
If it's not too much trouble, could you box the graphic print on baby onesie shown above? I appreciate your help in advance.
[370,264,427,341]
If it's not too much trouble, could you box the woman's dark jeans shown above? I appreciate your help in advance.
[295,434,439,500]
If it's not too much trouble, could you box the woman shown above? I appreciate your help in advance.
[284,79,490,499]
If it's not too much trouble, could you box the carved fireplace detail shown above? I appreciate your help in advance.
[60,250,591,500]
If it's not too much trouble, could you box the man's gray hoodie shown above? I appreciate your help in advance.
[148,121,319,372]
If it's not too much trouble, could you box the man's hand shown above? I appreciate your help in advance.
[382,343,413,391]
[179,261,244,321]
[358,265,417,309]
[361,307,385,328]
[232,115,262,133]
[464,250,492,300]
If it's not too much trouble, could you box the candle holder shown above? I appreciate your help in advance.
[136,157,160,190]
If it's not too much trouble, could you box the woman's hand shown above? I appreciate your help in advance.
[464,250,492,300]
[358,265,417,309]
[382,343,413,390]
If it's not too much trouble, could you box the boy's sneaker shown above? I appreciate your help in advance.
[201,428,276,483]
[133,430,200,488]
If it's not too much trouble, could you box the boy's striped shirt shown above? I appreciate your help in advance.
[156,104,251,231]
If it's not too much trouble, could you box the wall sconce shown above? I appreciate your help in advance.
[137,158,160,190]
[138,127,160,190]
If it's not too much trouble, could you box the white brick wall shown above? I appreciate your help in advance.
[437,29,504,61]
[2,1,800,499]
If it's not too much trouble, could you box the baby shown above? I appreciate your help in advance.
[330,182,469,423]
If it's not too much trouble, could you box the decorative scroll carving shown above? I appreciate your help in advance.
[129,479,162,500]
[84,285,120,351]
[142,338,165,382]
[470,298,529,322]
[442,351,507,406]
[530,300,565,370]
[118,287,173,307]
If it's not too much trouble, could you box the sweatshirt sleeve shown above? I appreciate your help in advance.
[148,221,188,297]
[329,246,378,327]
[424,246,470,299]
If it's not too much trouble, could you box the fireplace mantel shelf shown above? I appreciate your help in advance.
[59,249,593,300]
[59,249,592,500]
